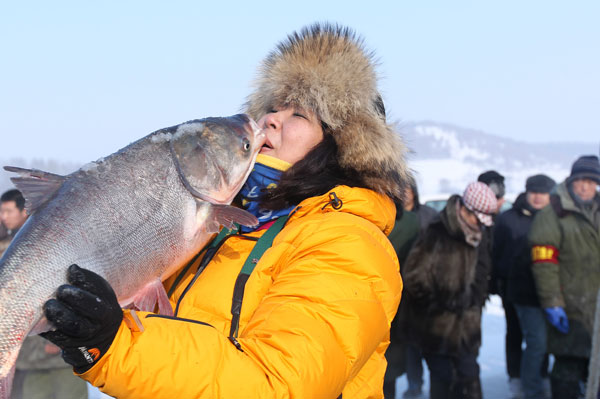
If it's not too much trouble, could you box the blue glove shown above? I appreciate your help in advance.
[544,307,569,334]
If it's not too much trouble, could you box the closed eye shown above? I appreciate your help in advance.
[293,112,307,120]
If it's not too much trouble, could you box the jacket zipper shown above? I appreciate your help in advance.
[146,314,215,328]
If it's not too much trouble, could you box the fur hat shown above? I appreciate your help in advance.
[244,23,408,199]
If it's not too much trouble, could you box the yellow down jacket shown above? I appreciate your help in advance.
[80,186,402,398]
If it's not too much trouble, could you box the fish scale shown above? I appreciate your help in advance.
[0,114,265,398]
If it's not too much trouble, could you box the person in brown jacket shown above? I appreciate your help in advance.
[400,182,497,399]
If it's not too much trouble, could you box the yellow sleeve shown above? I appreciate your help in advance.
[79,213,401,399]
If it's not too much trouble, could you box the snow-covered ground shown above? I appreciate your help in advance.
[392,294,512,399]
[88,295,512,399]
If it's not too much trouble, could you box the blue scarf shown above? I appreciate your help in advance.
[238,154,296,232]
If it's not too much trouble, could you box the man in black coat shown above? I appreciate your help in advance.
[480,170,526,397]
[401,182,497,399]
[394,180,438,399]
[494,174,556,399]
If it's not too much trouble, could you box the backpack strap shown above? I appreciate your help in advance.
[167,224,240,298]
[228,215,289,350]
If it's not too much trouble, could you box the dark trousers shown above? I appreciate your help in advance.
[514,304,549,399]
[405,342,424,390]
[550,355,588,399]
[384,332,405,398]
[424,351,482,399]
[503,298,522,379]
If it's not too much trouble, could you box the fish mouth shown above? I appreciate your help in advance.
[216,122,266,203]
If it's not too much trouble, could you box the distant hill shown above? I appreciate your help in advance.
[1,121,596,198]
[400,121,597,196]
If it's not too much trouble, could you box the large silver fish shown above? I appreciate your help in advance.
[0,114,266,398]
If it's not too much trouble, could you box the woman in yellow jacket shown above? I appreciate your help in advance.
[41,23,408,398]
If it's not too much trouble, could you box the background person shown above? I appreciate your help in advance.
[481,170,524,396]
[0,189,28,257]
[384,200,419,399]
[390,179,438,399]
[404,178,438,232]
[530,155,600,399]
[39,23,409,398]
[494,174,555,399]
[478,170,506,213]
[0,220,8,255]
[400,182,497,399]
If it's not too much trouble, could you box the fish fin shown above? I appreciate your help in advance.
[28,316,53,335]
[0,355,16,399]
[3,166,66,214]
[132,278,174,316]
[211,204,258,229]
[204,219,221,233]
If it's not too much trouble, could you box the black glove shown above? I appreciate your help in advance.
[41,264,123,373]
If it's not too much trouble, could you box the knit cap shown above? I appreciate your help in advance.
[568,155,600,184]
[462,182,498,226]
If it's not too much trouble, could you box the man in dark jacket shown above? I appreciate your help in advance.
[480,170,525,397]
[384,203,420,399]
[390,179,438,399]
[494,174,556,399]
[530,155,600,399]
[404,179,438,232]
[401,182,497,399]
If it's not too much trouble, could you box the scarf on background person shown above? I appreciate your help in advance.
[455,200,482,247]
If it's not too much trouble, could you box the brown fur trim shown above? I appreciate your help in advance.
[244,23,408,199]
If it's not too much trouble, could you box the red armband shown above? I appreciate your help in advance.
[531,245,559,264]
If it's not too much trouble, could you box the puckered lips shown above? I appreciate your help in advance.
[260,138,274,153]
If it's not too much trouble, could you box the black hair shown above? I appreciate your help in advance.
[259,131,369,210]
[478,170,505,199]
[1,189,25,211]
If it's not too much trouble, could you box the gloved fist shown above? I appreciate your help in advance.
[544,306,569,334]
[40,264,123,373]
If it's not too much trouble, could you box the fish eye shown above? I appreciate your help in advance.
[242,138,250,152]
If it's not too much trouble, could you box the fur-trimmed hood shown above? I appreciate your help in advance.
[244,23,408,200]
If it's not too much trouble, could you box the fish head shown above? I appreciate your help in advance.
[170,114,266,204]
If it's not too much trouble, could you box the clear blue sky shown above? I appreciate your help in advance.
[1,1,598,163]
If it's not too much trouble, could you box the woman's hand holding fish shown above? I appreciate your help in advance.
[40,264,123,373]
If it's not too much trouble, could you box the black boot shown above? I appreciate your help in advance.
[429,376,452,399]
[451,378,482,399]
[383,379,396,399]
[550,377,580,399]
